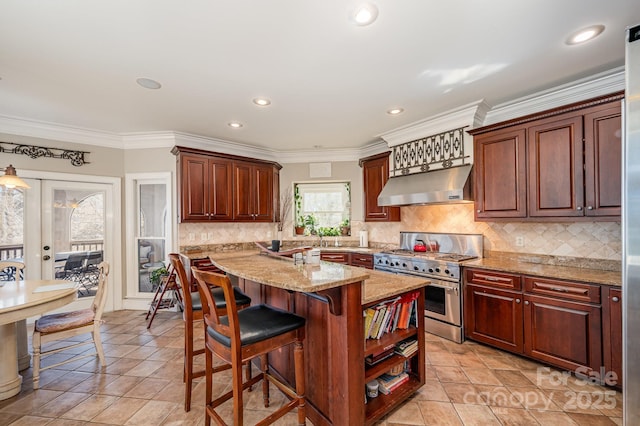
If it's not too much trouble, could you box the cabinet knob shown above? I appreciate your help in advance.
[576,206,583,211]
[524,300,530,305]
[587,206,593,210]
[515,298,521,304]
[612,296,620,302]
[477,209,481,213]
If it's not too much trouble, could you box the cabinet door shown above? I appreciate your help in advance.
[361,154,400,222]
[232,162,254,221]
[524,294,602,372]
[584,102,622,217]
[464,284,523,353]
[602,287,622,387]
[252,163,274,222]
[180,154,211,221]
[351,253,373,269]
[474,127,527,219]
[527,115,584,217]
[208,158,234,221]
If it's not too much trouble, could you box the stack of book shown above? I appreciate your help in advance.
[363,290,420,340]
[376,372,410,395]
[365,344,395,366]
[395,339,418,357]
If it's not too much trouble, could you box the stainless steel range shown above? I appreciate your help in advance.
[374,232,483,343]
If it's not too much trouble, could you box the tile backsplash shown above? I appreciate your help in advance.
[179,204,621,262]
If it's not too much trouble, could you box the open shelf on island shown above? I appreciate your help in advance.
[365,375,422,425]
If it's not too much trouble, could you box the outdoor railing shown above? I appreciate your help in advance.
[0,244,23,260]
[70,240,104,252]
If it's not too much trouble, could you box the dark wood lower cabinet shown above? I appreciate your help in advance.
[464,284,523,353]
[603,287,622,388]
[523,294,602,372]
[464,267,615,383]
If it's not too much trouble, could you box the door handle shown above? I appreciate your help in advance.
[43,255,51,261]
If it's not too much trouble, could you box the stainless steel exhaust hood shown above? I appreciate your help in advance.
[377,164,473,206]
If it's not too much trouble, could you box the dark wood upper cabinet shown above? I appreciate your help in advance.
[583,102,622,216]
[470,91,623,221]
[474,127,527,219]
[359,152,401,222]
[172,146,280,223]
[527,114,584,217]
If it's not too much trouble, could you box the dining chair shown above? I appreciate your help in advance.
[192,268,306,425]
[168,253,252,412]
[0,260,24,281]
[32,261,110,390]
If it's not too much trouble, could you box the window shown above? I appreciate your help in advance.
[294,182,350,236]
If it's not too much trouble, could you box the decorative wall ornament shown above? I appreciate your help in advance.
[389,126,468,177]
[0,141,89,166]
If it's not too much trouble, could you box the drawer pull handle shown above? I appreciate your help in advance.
[612,296,620,302]
[535,282,587,295]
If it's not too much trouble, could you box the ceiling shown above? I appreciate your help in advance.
[1,1,639,153]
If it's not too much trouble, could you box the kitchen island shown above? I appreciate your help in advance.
[209,251,428,426]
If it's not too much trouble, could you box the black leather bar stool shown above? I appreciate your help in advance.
[192,268,306,426]
[168,253,252,412]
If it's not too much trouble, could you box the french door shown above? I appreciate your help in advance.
[22,174,120,312]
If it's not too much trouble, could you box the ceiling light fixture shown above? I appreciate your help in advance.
[387,107,404,115]
[228,121,243,129]
[253,97,271,107]
[136,77,162,89]
[0,164,30,189]
[566,25,605,45]
[350,2,379,26]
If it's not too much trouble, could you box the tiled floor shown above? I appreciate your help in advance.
[0,310,623,425]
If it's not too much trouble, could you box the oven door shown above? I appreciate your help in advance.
[424,278,461,326]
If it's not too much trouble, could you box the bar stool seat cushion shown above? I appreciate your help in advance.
[207,304,305,347]
[190,287,251,311]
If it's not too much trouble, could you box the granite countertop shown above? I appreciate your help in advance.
[209,251,371,292]
[361,269,429,304]
[204,250,429,303]
[463,258,621,287]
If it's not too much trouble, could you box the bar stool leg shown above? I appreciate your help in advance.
[184,320,194,412]
[261,354,270,407]
[232,354,244,425]
[204,343,213,426]
[294,340,306,425]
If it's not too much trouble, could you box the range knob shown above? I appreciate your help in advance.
[402,263,407,267]
[444,269,450,275]
[428,268,434,273]
[414,266,419,271]
[435,268,441,273]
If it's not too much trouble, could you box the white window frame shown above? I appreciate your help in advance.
[124,172,173,308]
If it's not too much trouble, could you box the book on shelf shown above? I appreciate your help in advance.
[365,346,395,366]
[377,372,410,395]
[395,338,418,357]
[364,290,420,340]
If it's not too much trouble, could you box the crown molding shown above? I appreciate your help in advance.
[0,114,123,148]
[378,99,489,147]
[482,66,625,126]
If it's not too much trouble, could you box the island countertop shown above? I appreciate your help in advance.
[208,250,429,303]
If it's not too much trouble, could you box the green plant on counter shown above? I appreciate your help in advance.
[303,214,318,235]
[317,226,340,237]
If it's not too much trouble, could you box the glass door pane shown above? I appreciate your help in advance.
[136,182,168,293]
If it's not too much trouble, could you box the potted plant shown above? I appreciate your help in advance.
[293,215,305,235]
[149,263,169,290]
[304,214,318,235]
[340,218,350,236]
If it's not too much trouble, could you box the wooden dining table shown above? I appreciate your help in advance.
[0,279,77,400]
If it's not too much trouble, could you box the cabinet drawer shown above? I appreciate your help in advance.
[351,253,373,269]
[320,252,349,264]
[524,276,600,304]
[465,268,521,290]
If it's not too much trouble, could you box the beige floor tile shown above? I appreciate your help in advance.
[433,366,469,384]
[90,396,147,424]
[460,367,501,385]
[492,369,536,387]
[38,391,91,417]
[441,383,483,405]
[490,407,539,425]
[416,400,463,425]
[122,359,166,377]
[385,400,425,425]
[452,403,501,425]
[124,377,171,399]
[565,412,619,425]
[528,409,580,425]
[124,399,180,425]
[59,394,118,421]
[2,415,51,426]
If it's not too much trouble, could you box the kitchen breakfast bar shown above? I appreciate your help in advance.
[207,251,429,426]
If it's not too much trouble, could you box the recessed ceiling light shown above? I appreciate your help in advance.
[387,107,404,115]
[566,25,605,45]
[253,97,271,107]
[228,121,243,129]
[136,77,162,90]
[350,3,379,26]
